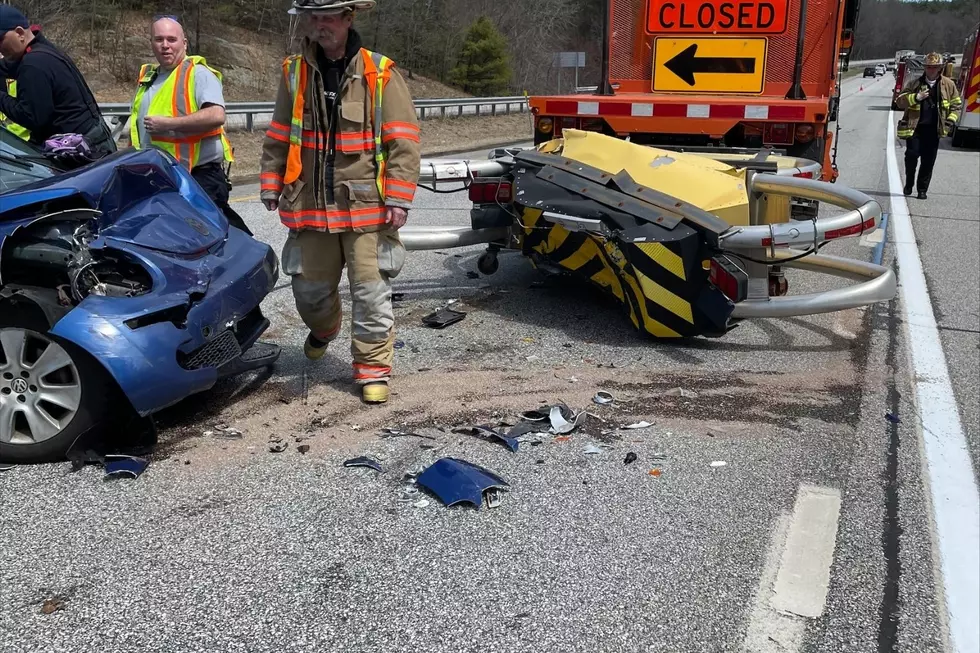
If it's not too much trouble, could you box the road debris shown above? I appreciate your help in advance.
[549,404,586,434]
[380,428,437,441]
[40,598,66,614]
[103,455,149,480]
[297,444,311,455]
[648,469,662,477]
[416,457,509,509]
[422,307,466,329]
[453,426,520,453]
[208,425,243,439]
[269,437,288,453]
[624,421,653,430]
[624,452,638,465]
[885,412,902,424]
[661,387,698,399]
[593,391,615,405]
[343,456,383,472]
[711,461,728,468]
[583,444,612,455]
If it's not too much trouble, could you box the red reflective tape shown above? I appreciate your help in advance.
[265,129,290,144]
[386,187,414,201]
[768,105,807,121]
[710,105,746,119]
[386,178,417,191]
[599,102,632,116]
[546,100,578,114]
[654,104,687,117]
[825,217,877,240]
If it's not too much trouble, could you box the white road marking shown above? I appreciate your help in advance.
[886,115,980,653]
[770,485,842,618]
[741,485,842,652]
[858,228,886,248]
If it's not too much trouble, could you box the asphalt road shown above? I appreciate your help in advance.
[2,72,978,653]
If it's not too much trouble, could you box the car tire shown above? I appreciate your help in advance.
[0,304,115,464]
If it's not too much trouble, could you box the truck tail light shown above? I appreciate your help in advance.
[536,116,554,134]
[709,256,748,303]
[795,124,815,143]
[764,122,794,145]
[468,179,513,204]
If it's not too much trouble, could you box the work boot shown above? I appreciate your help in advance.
[304,332,329,360]
[904,180,913,196]
[917,190,928,200]
[362,381,389,404]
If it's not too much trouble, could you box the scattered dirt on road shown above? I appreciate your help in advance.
[150,361,862,471]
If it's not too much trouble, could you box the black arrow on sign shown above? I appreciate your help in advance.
[664,44,756,86]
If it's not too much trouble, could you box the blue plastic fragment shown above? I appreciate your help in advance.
[885,412,902,424]
[103,456,149,479]
[416,457,510,509]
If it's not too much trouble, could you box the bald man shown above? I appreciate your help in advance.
[129,15,251,235]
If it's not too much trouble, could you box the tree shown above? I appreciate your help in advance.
[449,16,512,96]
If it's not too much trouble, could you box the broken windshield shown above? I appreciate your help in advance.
[0,126,58,193]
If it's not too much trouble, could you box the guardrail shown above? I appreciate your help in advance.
[100,95,529,137]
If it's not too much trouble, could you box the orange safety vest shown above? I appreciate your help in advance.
[282,48,394,198]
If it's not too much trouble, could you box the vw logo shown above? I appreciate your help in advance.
[11,378,29,394]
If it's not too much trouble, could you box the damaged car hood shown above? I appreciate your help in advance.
[1,148,229,254]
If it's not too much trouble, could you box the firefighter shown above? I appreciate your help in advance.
[129,15,252,235]
[259,0,421,404]
[895,52,963,199]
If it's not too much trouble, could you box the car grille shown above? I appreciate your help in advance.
[178,329,242,370]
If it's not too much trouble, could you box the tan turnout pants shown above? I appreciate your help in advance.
[281,228,406,383]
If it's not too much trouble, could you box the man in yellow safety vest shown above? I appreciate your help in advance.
[259,0,421,404]
[129,14,252,235]
[0,77,30,139]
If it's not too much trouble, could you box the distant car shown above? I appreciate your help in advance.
[874,64,886,76]
[0,126,281,463]
[863,67,876,78]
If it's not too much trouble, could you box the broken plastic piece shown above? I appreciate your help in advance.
[211,426,243,439]
[710,461,727,468]
[454,425,520,453]
[415,457,509,509]
[549,405,586,434]
[0,464,15,472]
[593,391,615,405]
[624,452,638,465]
[649,469,662,477]
[297,444,311,455]
[344,456,383,472]
[624,421,653,429]
[422,307,466,329]
[484,488,503,509]
[662,387,698,399]
[380,428,436,441]
[885,412,902,424]
[103,455,149,479]
[583,444,612,455]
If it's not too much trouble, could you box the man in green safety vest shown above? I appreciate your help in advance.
[128,14,252,235]
[0,77,30,139]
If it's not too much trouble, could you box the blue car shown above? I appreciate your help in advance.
[0,127,280,463]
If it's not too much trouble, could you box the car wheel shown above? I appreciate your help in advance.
[0,306,114,464]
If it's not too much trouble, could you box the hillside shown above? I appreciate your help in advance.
[32,9,469,104]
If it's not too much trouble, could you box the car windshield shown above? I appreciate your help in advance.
[0,126,58,193]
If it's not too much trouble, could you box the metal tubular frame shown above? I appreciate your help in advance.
[400,152,897,320]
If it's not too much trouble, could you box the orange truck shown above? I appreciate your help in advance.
[528,0,861,196]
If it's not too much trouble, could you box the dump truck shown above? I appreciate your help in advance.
[526,0,862,200]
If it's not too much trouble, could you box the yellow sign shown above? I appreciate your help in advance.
[653,37,767,94]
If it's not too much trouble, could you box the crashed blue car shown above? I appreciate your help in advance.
[0,127,280,463]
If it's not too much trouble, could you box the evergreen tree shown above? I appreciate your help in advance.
[449,16,513,96]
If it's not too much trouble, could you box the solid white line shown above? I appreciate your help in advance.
[741,512,807,653]
[770,485,842,618]
[886,115,980,653]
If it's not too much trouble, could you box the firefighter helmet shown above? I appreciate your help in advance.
[288,0,376,14]
[924,52,943,66]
